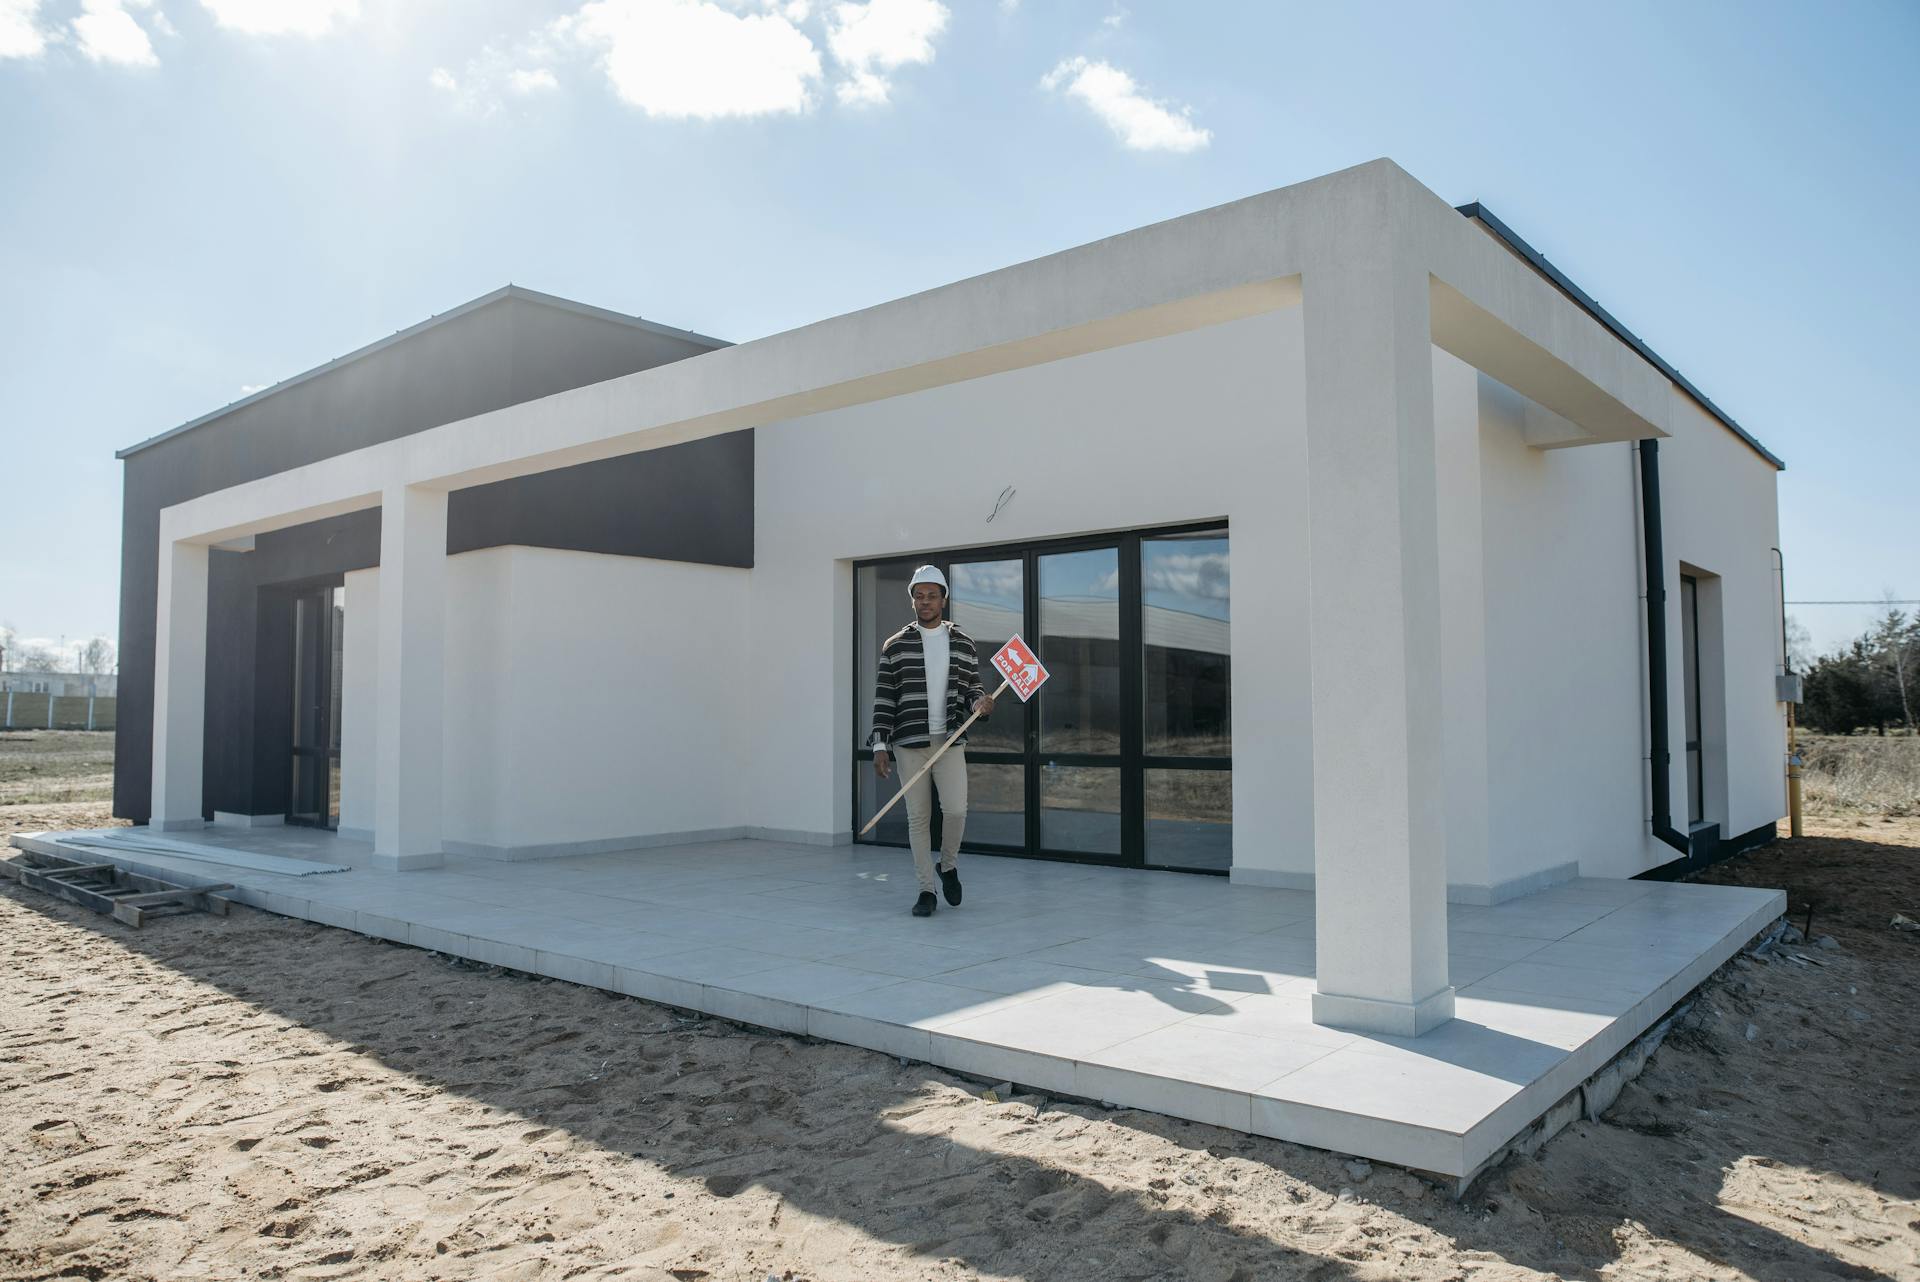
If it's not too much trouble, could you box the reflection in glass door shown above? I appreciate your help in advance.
[947,559,1026,850]
[1140,530,1232,870]
[289,585,344,829]
[1038,546,1124,858]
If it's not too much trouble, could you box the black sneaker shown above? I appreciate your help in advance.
[912,891,937,917]
[939,866,963,907]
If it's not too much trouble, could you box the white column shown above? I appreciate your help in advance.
[1302,252,1455,1036]
[150,539,210,831]
[372,484,447,870]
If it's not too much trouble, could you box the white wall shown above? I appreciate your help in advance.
[339,547,751,855]
[339,568,380,838]
[748,305,1782,889]
[1657,393,1787,845]
[750,309,1316,868]
[335,313,1782,884]
[1475,378,1650,886]
[1473,375,1785,884]
[475,546,750,853]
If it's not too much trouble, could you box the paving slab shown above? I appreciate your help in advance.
[9,826,1783,1180]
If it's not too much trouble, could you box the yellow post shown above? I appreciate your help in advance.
[1786,702,1804,839]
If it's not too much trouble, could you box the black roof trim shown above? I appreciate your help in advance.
[1455,202,1784,471]
[115,285,731,460]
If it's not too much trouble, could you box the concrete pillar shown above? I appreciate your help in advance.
[150,539,210,831]
[372,484,447,870]
[1302,252,1455,1036]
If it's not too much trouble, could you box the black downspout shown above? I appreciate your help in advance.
[1639,438,1693,858]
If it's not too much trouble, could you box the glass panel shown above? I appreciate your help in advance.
[1681,575,1701,825]
[1145,769,1232,871]
[292,595,316,748]
[960,762,1025,849]
[1142,531,1231,757]
[1039,548,1121,755]
[1040,764,1121,855]
[857,561,919,755]
[1681,577,1700,745]
[328,587,345,755]
[1688,750,1703,826]
[948,558,1024,752]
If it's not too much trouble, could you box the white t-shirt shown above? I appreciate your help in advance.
[919,622,951,738]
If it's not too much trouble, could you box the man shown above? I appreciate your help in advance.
[870,566,995,916]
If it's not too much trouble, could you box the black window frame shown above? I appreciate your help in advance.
[852,519,1231,875]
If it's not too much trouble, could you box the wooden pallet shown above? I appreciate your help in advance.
[3,850,234,927]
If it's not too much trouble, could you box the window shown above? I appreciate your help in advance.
[1681,573,1703,827]
[854,523,1231,873]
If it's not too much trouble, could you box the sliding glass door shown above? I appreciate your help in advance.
[854,522,1231,873]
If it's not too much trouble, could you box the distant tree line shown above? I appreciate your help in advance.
[0,624,117,676]
[1798,608,1919,734]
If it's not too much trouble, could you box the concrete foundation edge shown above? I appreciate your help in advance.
[1231,862,1581,905]
[1312,985,1458,1036]
[438,826,852,861]
[214,811,286,829]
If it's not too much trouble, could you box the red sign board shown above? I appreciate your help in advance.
[990,633,1050,702]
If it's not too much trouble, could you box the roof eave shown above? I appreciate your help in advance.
[1455,202,1783,471]
[115,285,732,461]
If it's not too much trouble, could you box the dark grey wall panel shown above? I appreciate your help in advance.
[448,431,754,566]
[116,294,747,823]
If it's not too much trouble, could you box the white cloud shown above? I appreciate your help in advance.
[73,0,158,66]
[1041,55,1208,153]
[198,0,358,37]
[150,7,177,35]
[239,382,270,395]
[825,0,945,106]
[507,65,558,95]
[0,0,51,59]
[1143,551,1230,602]
[430,44,564,116]
[561,0,820,119]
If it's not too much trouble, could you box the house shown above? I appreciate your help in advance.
[112,159,1788,1043]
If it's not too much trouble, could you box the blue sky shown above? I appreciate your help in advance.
[2,0,1914,665]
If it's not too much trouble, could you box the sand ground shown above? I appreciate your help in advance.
[1,788,1916,1279]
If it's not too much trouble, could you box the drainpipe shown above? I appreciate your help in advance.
[1774,546,1804,838]
[1638,439,1692,858]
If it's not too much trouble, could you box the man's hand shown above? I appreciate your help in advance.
[874,750,892,780]
[974,694,995,717]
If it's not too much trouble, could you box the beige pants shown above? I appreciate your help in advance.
[889,742,967,893]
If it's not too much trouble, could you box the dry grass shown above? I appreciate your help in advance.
[1799,731,1920,817]
[0,728,115,807]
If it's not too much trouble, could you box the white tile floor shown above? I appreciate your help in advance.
[12,826,1784,1179]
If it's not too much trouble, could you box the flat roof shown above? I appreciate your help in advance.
[115,285,731,460]
[117,207,1781,473]
[1457,203,1783,471]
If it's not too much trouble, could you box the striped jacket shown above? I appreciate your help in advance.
[869,620,989,751]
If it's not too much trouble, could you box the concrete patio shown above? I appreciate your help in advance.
[9,826,1784,1183]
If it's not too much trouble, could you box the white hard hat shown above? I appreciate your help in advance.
[908,565,948,595]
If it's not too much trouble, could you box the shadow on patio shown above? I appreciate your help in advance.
[3,866,1899,1282]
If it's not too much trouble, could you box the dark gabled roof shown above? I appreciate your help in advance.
[1456,203,1783,471]
[115,285,730,460]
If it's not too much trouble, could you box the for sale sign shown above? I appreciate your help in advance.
[990,633,1050,702]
